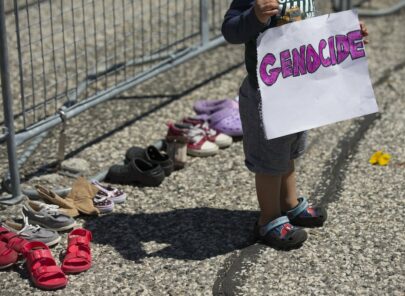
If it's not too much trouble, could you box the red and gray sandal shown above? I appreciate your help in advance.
[21,241,67,290]
[0,226,29,254]
[286,197,327,228]
[0,240,18,269]
[61,228,92,274]
[254,216,308,250]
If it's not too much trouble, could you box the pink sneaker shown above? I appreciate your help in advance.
[93,195,114,214]
[182,117,233,148]
[91,180,127,204]
[166,123,219,157]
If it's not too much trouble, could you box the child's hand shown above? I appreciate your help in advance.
[254,0,280,24]
[360,21,369,44]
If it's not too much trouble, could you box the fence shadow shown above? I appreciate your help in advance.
[83,207,258,262]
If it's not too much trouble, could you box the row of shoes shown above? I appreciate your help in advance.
[0,226,92,290]
[1,199,76,247]
[104,98,243,187]
[0,178,127,247]
[36,178,127,216]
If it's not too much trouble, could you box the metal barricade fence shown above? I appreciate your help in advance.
[333,0,405,15]
[1,0,404,204]
[0,0,231,204]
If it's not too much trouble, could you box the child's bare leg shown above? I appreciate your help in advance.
[279,160,327,227]
[255,173,282,225]
[280,160,299,212]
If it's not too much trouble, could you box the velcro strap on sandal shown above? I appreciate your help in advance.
[0,226,11,235]
[286,197,309,220]
[76,250,90,260]
[33,265,62,279]
[7,236,28,252]
[0,241,12,254]
[27,249,54,263]
[65,249,90,261]
[0,232,17,242]
[259,216,290,237]
[21,241,49,257]
[69,236,89,246]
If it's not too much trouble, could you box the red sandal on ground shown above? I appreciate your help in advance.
[0,226,28,254]
[0,240,18,269]
[21,241,67,290]
[61,228,92,274]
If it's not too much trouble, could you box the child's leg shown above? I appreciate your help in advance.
[280,161,327,227]
[255,173,282,226]
[280,160,299,212]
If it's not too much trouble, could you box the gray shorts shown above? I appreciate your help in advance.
[238,77,307,175]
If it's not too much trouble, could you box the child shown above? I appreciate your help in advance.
[222,0,369,249]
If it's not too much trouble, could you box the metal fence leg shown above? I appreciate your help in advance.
[342,0,352,10]
[200,0,209,45]
[0,0,24,205]
[332,0,353,11]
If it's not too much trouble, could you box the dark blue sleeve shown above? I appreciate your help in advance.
[221,0,267,44]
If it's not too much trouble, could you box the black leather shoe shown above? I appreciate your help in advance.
[106,158,165,187]
[125,145,173,176]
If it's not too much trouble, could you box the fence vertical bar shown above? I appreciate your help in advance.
[341,0,352,10]
[0,0,23,204]
[200,0,209,45]
[333,0,353,11]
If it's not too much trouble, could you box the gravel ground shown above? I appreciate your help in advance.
[1,1,405,296]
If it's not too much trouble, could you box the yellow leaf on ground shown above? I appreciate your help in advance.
[378,153,391,166]
[369,150,392,166]
[369,151,383,165]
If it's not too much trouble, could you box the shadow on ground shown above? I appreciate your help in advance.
[83,208,258,262]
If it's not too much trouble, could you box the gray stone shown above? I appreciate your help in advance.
[61,158,90,174]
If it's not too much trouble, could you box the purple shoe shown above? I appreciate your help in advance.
[194,107,243,137]
[193,99,238,115]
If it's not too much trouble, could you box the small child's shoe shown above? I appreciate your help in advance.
[254,216,307,250]
[286,197,327,228]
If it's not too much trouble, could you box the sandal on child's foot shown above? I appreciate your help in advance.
[286,197,327,228]
[254,216,307,250]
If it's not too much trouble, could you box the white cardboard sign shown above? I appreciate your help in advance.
[257,10,378,140]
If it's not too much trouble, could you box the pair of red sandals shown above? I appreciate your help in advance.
[0,227,92,290]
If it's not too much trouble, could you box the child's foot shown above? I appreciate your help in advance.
[285,197,327,228]
[254,216,307,250]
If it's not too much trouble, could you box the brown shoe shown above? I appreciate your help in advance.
[66,177,99,216]
[36,185,80,218]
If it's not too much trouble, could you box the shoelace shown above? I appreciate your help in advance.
[19,215,41,234]
[187,127,206,143]
[93,180,118,197]
[93,195,110,205]
[198,121,217,137]
[38,203,60,216]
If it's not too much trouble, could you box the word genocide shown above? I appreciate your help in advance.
[259,30,366,87]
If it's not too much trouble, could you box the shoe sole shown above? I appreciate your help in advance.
[110,194,127,204]
[97,206,114,213]
[0,262,15,269]
[216,142,232,149]
[263,239,306,250]
[255,230,308,250]
[214,138,233,148]
[187,148,219,157]
[44,235,61,247]
[32,220,77,232]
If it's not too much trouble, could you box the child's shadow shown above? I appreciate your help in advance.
[83,208,258,262]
